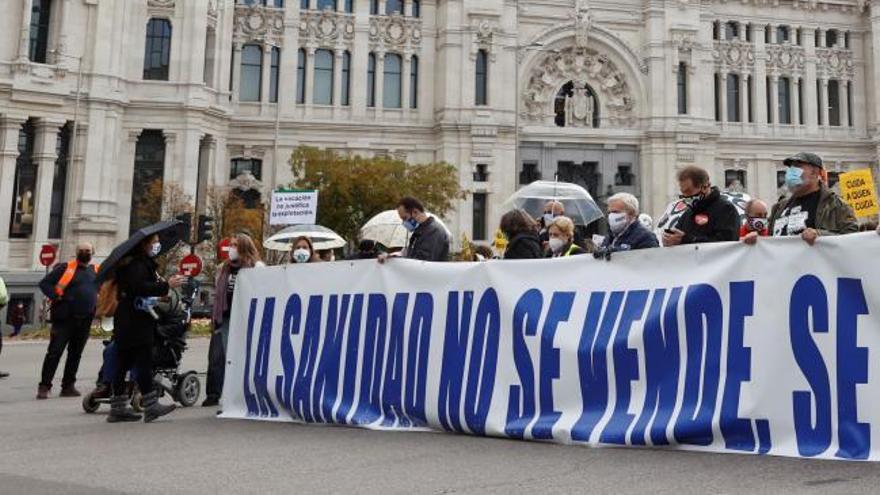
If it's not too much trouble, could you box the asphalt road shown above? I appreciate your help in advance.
[1,338,878,495]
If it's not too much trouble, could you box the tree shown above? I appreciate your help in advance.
[289,146,464,247]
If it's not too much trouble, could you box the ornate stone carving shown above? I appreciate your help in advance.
[522,46,637,128]
[564,81,595,128]
[234,4,285,45]
[369,14,422,51]
[207,0,219,26]
[470,19,497,61]
[229,172,264,193]
[570,0,592,49]
[765,45,805,74]
[712,40,755,72]
[816,47,855,79]
[299,10,355,46]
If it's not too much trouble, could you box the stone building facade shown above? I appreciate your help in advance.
[1,0,878,318]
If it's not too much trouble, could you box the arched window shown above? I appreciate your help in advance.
[475,49,488,106]
[386,0,403,15]
[130,130,166,234]
[240,44,262,101]
[367,53,376,107]
[410,55,419,109]
[144,18,172,80]
[316,0,336,10]
[554,81,600,128]
[383,53,402,108]
[297,48,306,104]
[269,47,280,103]
[726,73,740,122]
[29,0,52,63]
[314,49,334,105]
[230,158,263,181]
[342,51,351,106]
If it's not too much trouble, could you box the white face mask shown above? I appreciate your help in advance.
[608,212,629,234]
[149,242,162,258]
[228,247,239,261]
[548,237,566,253]
[543,213,555,225]
[293,248,311,264]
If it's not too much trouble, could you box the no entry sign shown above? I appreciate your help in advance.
[217,238,232,261]
[39,244,57,267]
[179,254,203,277]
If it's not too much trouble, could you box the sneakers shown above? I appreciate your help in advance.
[36,384,51,400]
[201,396,220,407]
[106,395,142,423]
[60,385,82,397]
[142,391,176,423]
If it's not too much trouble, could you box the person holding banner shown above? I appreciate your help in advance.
[764,152,857,245]
[739,199,770,241]
[378,197,450,263]
[288,236,321,264]
[597,192,659,254]
[662,166,740,247]
[500,209,544,259]
[204,233,264,408]
[546,216,587,257]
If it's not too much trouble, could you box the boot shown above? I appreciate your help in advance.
[60,384,82,397]
[91,383,111,400]
[142,391,176,423]
[36,384,51,400]
[106,395,142,423]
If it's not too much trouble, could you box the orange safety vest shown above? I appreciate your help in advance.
[53,260,99,297]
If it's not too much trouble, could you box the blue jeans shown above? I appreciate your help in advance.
[97,340,138,386]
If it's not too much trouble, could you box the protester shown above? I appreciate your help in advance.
[318,249,336,262]
[473,244,494,261]
[599,192,659,253]
[10,301,26,337]
[546,216,587,257]
[764,152,858,245]
[36,242,99,399]
[0,275,8,379]
[289,236,320,264]
[350,239,379,260]
[500,209,543,259]
[107,234,185,423]
[662,166,739,246]
[204,233,264,407]
[378,197,450,263]
[739,199,770,242]
[539,200,565,236]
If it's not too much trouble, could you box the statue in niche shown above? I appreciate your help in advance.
[564,81,595,128]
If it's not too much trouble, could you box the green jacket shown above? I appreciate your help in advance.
[769,184,858,236]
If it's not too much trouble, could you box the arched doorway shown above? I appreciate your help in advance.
[554,81,600,128]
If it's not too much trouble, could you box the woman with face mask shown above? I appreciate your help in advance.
[204,233,264,408]
[546,216,586,258]
[108,234,186,423]
[289,236,319,264]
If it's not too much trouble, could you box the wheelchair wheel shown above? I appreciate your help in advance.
[82,392,100,414]
[175,372,201,407]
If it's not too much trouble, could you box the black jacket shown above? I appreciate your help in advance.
[406,217,450,262]
[113,255,170,350]
[676,187,740,244]
[601,221,659,252]
[38,261,99,320]
[504,232,544,259]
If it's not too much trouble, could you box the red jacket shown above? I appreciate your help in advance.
[739,225,769,239]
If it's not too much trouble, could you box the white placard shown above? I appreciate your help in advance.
[270,190,318,226]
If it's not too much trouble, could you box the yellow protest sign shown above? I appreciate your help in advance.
[492,228,508,252]
[839,168,879,218]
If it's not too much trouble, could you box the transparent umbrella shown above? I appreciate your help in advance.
[263,224,346,251]
[360,210,451,249]
[500,180,603,226]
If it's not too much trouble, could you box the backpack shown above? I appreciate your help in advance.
[95,280,119,318]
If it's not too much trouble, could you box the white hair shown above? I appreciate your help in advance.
[607,192,640,217]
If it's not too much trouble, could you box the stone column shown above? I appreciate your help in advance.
[333,48,344,112]
[0,115,27,268]
[754,23,768,126]
[402,53,412,113]
[820,78,830,127]
[161,131,177,192]
[840,78,849,128]
[769,24,777,45]
[770,75,780,125]
[196,135,215,215]
[719,70,728,122]
[740,73,749,123]
[379,0,387,15]
[375,51,386,112]
[792,77,801,125]
[304,46,316,116]
[261,43,273,107]
[17,0,32,63]
[804,29,818,131]
[231,42,243,104]
[818,29,826,48]
[116,129,141,239]
[30,119,65,265]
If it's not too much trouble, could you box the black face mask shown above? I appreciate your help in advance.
[76,252,92,264]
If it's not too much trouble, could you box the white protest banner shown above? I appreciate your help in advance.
[270,190,318,226]
[222,233,880,461]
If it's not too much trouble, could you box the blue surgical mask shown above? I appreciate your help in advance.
[402,218,419,232]
[785,167,804,189]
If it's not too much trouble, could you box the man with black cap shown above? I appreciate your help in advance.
[762,152,857,245]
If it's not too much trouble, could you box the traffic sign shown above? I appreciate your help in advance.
[217,238,231,261]
[39,244,57,267]
[179,254,203,277]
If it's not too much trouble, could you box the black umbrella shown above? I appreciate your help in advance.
[97,220,186,283]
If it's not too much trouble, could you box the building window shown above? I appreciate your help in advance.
[844,32,850,49]
[412,0,420,17]
[386,0,403,14]
[473,164,489,182]
[269,47,280,103]
[314,49,334,105]
[475,49,489,106]
[765,25,771,44]
[519,162,541,185]
[714,73,720,121]
[29,0,52,63]
[300,0,309,8]
[766,77,773,124]
[230,158,262,181]
[316,0,336,9]
[828,172,840,188]
[130,130,165,235]
[798,78,804,125]
[745,23,752,42]
[615,164,634,186]
[9,120,37,238]
[828,79,840,126]
[144,18,172,80]
[341,50,351,106]
[776,25,789,44]
[725,170,746,191]
[472,193,487,241]
[383,53,402,108]
[815,29,820,47]
[345,0,353,13]
[747,76,753,123]
[847,81,853,127]
[410,55,419,109]
[239,43,262,102]
[297,48,306,104]
[370,0,378,15]
[242,0,284,5]
[776,170,786,189]
[725,22,738,40]
[677,63,687,115]
[826,29,838,48]
[727,73,740,122]
[778,77,791,124]
[796,28,802,46]
[712,21,719,41]
[367,52,376,107]
[204,27,216,86]
[817,79,823,125]
[49,123,71,239]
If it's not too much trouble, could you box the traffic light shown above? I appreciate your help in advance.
[197,214,215,244]
[175,213,192,244]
